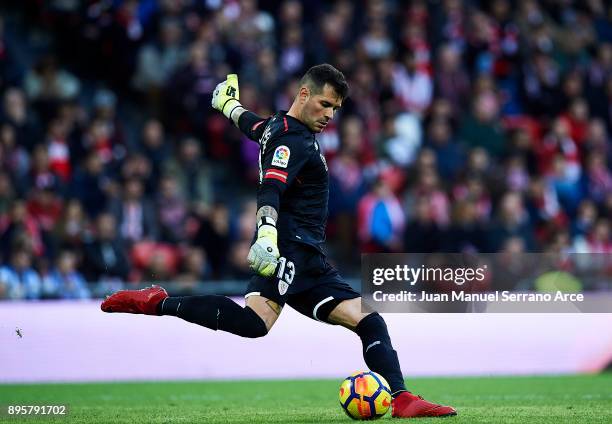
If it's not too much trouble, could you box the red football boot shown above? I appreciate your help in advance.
[101,285,168,315]
[391,391,457,418]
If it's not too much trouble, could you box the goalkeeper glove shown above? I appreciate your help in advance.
[211,74,242,120]
[247,217,280,278]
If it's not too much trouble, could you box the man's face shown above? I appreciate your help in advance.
[300,83,343,133]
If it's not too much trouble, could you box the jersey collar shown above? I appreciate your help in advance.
[281,111,313,134]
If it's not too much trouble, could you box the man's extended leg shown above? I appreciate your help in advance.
[327,298,406,395]
[328,297,457,418]
[101,286,281,337]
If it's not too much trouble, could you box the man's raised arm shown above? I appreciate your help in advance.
[211,74,268,142]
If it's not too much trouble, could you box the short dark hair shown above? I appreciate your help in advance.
[300,64,349,99]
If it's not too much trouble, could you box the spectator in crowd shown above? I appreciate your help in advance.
[227,240,253,280]
[53,198,88,251]
[537,117,581,181]
[27,144,63,194]
[403,196,440,253]
[109,177,158,244]
[163,137,214,212]
[504,156,530,193]
[1,88,39,152]
[521,51,561,118]
[278,26,306,79]
[584,118,610,163]
[234,199,257,242]
[377,112,422,168]
[156,174,187,243]
[140,118,170,187]
[525,176,565,236]
[80,92,126,168]
[175,247,209,291]
[70,151,110,218]
[42,249,90,299]
[164,42,218,136]
[45,118,72,181]
[0,200,44,261]
[144,249,174,284]
[189,203,231,278]
[82,212,130,283]
[391,50,433,116]
[26,185,63,259]
[358,178,405,253]
[425,116,464,180]
[452,176,491,223]
[0,122,29,190]
[0,248,41,299]
[442,200,487,252]
[574,218,612,253]
[90,89,126,154]
[0,16,22,92]
[133,17,187,114]
[584,151,612,205]
[488,191,536,252]
[120,153,155,194]
[405,165,450,228]
[459,90,506,158]
[549,155,583,217]
[434,43,470,111]
[0,171,14,218]
[217,0,275,63]
[360,19,393,61]
[571,200,598,239]
[23,55,80,123]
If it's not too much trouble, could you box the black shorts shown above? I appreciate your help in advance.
[245,241,360,324]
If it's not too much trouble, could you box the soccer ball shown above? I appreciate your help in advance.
[339,371,392,420]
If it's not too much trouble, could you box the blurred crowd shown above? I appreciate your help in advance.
[0,0,611,299]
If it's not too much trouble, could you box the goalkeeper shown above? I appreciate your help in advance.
[102,64,456,418]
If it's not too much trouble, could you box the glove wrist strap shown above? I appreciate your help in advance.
[222,98,242,119]
[257,216,276,229]
[228,105,246,124]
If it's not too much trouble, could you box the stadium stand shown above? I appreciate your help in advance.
[0,0,610,299]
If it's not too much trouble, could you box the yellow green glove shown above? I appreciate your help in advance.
[211,74,241,119]
[247,224,280,277]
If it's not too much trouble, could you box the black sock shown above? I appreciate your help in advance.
[158,295,268,338]
[355,313,407,396]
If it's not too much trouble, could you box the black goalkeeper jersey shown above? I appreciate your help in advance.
[243,111,329,253]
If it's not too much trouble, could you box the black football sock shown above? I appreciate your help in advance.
[355,313,407,397]
[158,295,268,338]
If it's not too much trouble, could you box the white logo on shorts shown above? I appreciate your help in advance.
[278,281,289,296]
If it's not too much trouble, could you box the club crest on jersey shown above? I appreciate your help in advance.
[272,145,291,168]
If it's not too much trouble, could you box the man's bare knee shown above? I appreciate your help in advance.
[327,298,369,330]
[246,295,283,332]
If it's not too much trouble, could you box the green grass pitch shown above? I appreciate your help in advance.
[1,374,611,423]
